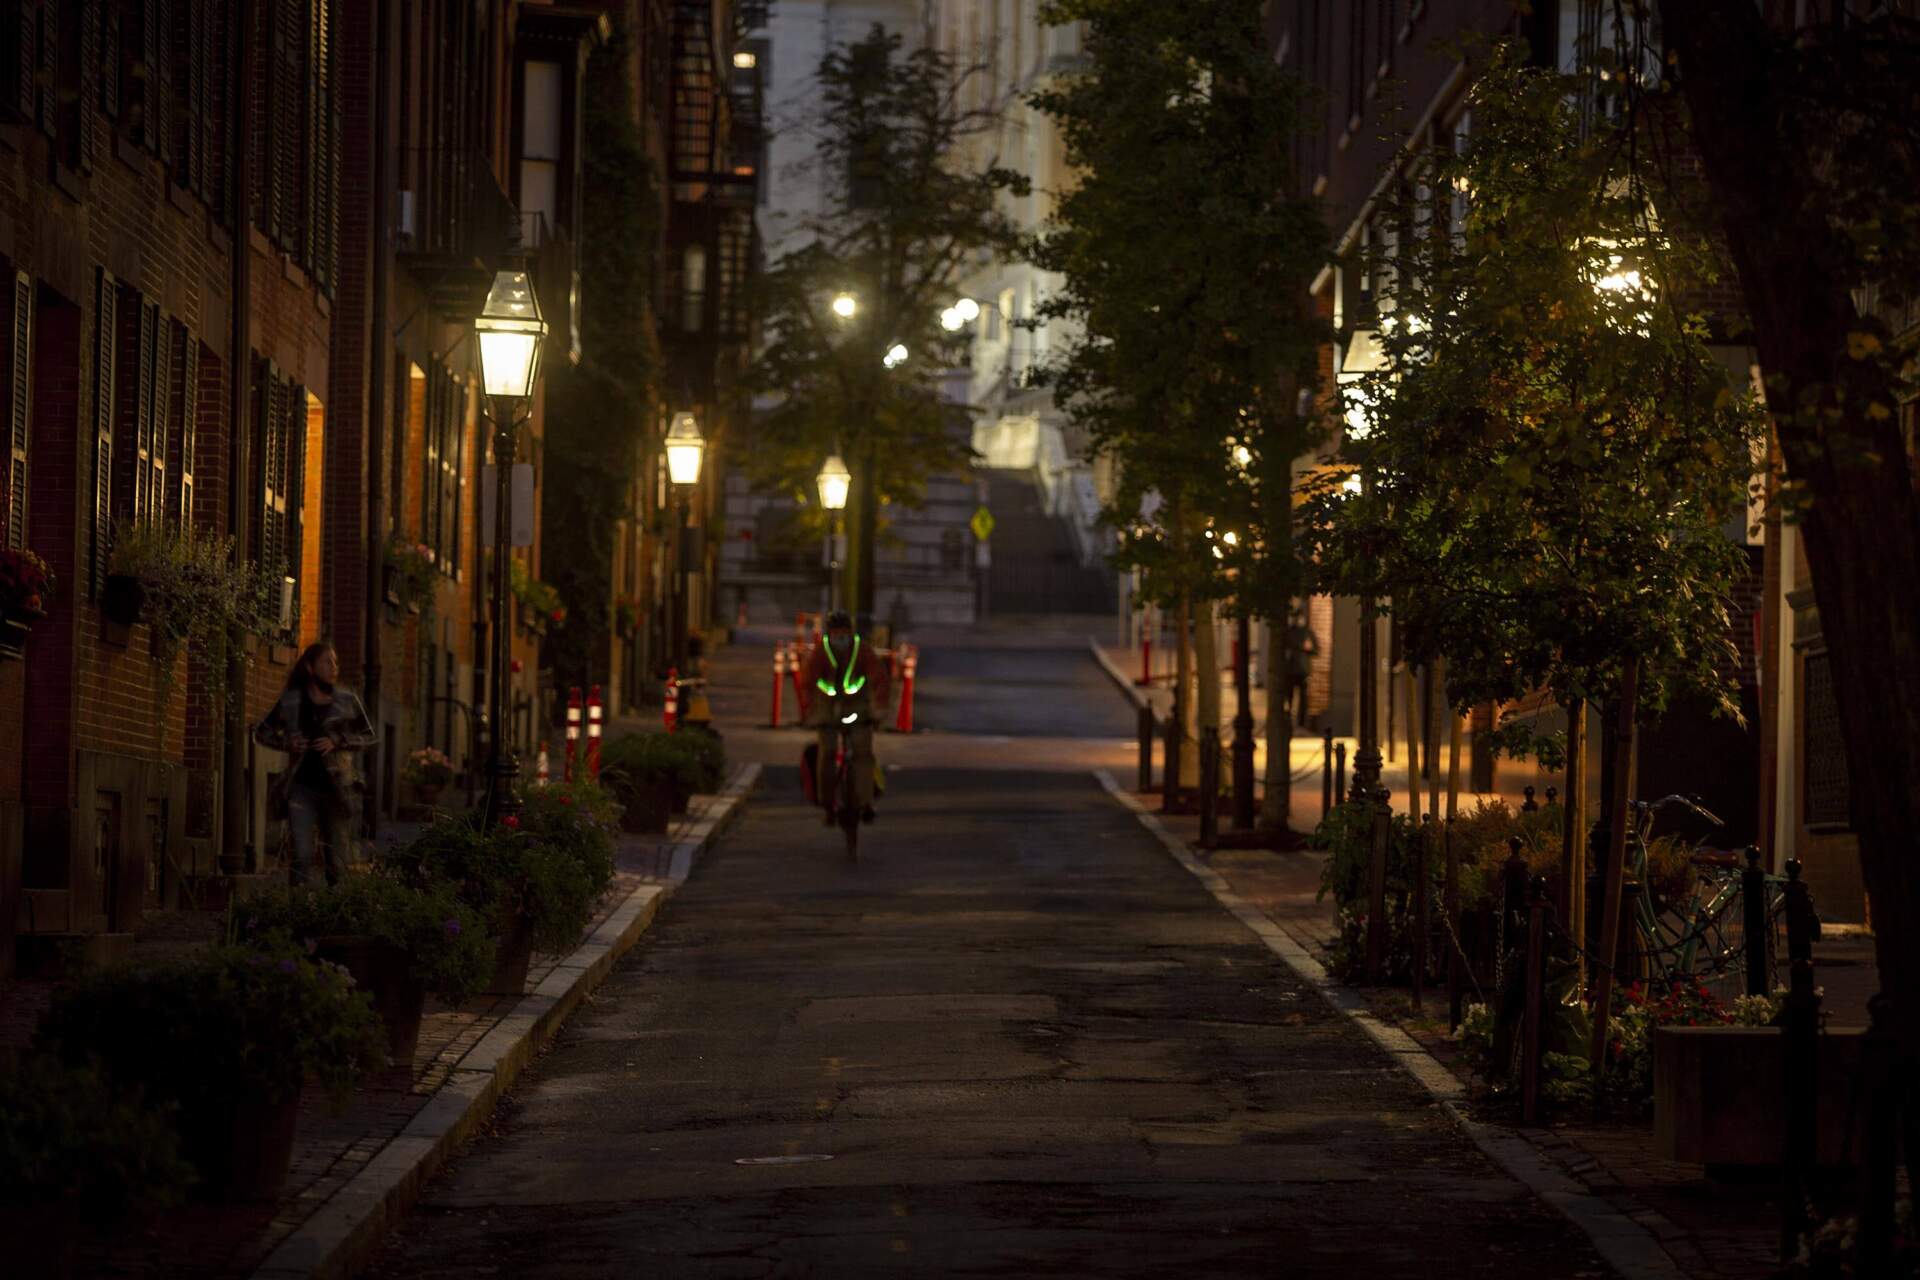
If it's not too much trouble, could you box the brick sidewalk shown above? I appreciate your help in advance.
[0,795,723,1279]
[1137,785,1877,1280]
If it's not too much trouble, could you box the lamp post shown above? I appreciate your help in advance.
[665,410,706,670]
[816,452,851,609]
[474,269,547,829]
[1338,334,1387,802]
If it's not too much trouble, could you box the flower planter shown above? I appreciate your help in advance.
[619,776,674,834]
[415,782,445,809]
[0,1198,79,1279]
[670,787,691,816]
[0,603,45,661]
[313,935,427,1067]
[184,1093,301,1202]
[487,911,536,996]
[100,573,146,628]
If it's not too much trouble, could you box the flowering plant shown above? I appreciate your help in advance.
[0,547,53,612]
[237,874,495,1004]
[403,746,455,788]
[508,557,562,619]
[385,537,439,614]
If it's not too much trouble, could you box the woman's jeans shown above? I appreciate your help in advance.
[287,782,354,886]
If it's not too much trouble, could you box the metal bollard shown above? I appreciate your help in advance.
[1742,845,1769,997]
[1334,741,1347,808]
[1364,787,1390,982]
[1780,858,1822,1264]
[1545,786,1558,807]
[664,669,679,733]
[1322,727,1335,820]
[1412,815,1431,1009]
[769,647,786,728]
[1137,703,1155,792]
[1520,874,1549,1125]
[1198,727,1220,849]
[1162,714,1183,814]
[1522,784,1537,812]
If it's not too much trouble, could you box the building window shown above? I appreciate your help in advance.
[166,322,198,532]
[90,269,119,597]
[519,60,561,237]
[1802,650,1851,831]
[681,244,707,333]
[250,0,338,291]
[252,357,306,637]
[114,287,170,528]
[4,272,32,552]
[421,363,463,577]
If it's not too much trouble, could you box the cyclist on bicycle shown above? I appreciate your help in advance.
[800,609,891,826]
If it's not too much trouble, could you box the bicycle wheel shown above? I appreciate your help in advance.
[838,739,859,862]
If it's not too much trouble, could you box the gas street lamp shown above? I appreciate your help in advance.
[816,453,851,609]
[665,411,705,670]
[474,269,548,829]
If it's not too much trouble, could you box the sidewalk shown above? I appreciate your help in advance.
[1112,772,1876,1280]
[0,767,757,1280]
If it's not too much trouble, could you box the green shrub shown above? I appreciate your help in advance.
[679,726,727,792]
[39,943,382,1110]
[517,782,618,900]
[0,1053,193,1223]
[601,731,702,800]
[236,873,495,1003]
[380,816,602,954]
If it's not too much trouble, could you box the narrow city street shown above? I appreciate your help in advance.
[373,628,1604,1278]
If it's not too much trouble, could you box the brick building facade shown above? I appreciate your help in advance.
[0,0,723,975]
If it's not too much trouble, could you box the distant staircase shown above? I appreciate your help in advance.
[981,469,1116,615]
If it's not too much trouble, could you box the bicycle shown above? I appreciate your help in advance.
[1626,794,1786,998]
[826,702,868,862]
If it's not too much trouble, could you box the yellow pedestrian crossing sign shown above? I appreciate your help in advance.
[970,506,995,542]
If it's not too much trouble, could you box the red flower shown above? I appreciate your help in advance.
[511,658,524,674]
[502,815,520,830]
[559,795,575,807]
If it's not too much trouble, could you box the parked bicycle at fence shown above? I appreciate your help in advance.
[1624,793,1786,998]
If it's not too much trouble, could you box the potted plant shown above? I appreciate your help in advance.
[509,559,562,635]
[0,1054,194,1277]
[384,537,438,616]
[237,874,493,1065]
[37,944,382,1202]
[402,746,455,808]
[103,521,280,725]
[600,732,702,832]
[516,782,618,900]
[0,547,53,660]
[381,817,603,995]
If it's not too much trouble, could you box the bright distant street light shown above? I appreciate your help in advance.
[954,297,980,321]
[831,292,858,319]
[940,307,966,332]
[883,342,909,369]
[733,51,757,69]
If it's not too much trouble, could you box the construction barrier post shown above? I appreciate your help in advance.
[565,687,582,783]
[664,669,679,733]
[895,644,917,733]
[535,741,551,787]
[769,646,786,728]
[587,685,603,780]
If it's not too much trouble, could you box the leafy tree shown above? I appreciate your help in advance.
[542,21,663,695]
[1030,0,1325,815]
[748,27,1025,623]
[1652,1,1920,1064]
[1297,43,1762,1070]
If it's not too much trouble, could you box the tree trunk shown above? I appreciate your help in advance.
[1195,598,1222,736]
[1589,658,1641,1096]
[1562,700,1587,975]
[1262,617,1289,828]
[1175,592,1197,789]
[1662,0,1920,1038]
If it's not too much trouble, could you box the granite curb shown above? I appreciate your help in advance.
[1096,768,1687,1280]
[250,763,762,1280]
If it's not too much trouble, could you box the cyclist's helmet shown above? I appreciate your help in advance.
[825,608,853,631]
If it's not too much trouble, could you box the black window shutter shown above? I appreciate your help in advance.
[100,0,120,120]
[254,1,275,236]
[153,0,171,161]
[36,0,57,138]
[77,0,100,173]
[7,272,32,553]
[92,268,118,598]
[2,2,34,124]
[250,356,270,560]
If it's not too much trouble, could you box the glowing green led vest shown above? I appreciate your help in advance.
[815,635,868,697]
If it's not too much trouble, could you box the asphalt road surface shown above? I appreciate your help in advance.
[372,764,1605,1278]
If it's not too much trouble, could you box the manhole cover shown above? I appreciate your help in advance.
[735,1154,835,1166]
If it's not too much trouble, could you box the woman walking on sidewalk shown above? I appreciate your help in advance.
[254,642,376,886]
